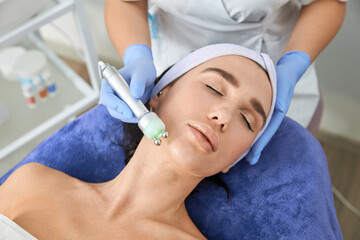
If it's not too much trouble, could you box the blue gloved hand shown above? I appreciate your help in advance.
[100,44,156,123]
[246,51,311,165]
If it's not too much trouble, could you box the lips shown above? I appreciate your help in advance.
[188,122,219,152]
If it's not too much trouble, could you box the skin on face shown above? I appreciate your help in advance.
[150,55,272,177]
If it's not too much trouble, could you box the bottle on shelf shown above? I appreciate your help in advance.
[20,81,37,108]
[42,69,56,97]
[12,49,56,108]
[32,75,48,101]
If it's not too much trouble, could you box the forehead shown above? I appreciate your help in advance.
[181,55,273,114]
[185,55,270,89]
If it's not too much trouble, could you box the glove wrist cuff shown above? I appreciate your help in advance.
[277,51,311,85]
[123,44,153,66]
[278,51,311,66]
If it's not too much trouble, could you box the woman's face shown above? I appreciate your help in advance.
[150,55,272,177]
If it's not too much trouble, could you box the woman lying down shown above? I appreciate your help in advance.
[0,44,276,239]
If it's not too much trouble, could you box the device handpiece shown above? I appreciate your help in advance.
[98,61,168,145]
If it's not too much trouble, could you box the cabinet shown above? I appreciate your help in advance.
[0,0,100,160]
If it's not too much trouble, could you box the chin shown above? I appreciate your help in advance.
[165,137,215,177]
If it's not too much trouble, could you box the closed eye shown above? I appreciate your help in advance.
[206,83,254,132]
[205,84,224,96]
[240,113,254,132]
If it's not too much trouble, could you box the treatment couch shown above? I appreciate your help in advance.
[0,104,342,239]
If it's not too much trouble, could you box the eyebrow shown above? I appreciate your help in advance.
[201,67,239,88]
[250,98,267,127]
[201,67,267,126]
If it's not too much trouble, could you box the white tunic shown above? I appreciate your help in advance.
[0,214,37,240]
[148,0,345,127]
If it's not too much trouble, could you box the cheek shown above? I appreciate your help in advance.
[217,126,256,167]
[157,86,210,122]
[152,87,219,176]
[157,115,215,176]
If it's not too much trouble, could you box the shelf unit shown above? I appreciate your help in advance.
[0,0,100,160]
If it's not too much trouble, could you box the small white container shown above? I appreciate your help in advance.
[0,46,26,82]
[13,49,48,81]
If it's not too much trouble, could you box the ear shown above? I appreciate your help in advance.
[150,87,170,111]
[221,165,232,174]
[149,93,161,111]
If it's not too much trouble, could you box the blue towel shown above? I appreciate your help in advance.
[0,105,342,239]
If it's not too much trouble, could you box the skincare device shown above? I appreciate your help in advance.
[98,61,168,145]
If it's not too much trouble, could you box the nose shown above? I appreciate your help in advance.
[207,107,232,131]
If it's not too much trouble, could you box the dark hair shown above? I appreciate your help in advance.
[119,67,231,201]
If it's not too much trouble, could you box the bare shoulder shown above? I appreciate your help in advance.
[0,163,69,190]
[0,163,74,215]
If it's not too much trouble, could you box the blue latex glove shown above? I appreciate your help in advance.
[100,44,156,123]
[246,51,311,165]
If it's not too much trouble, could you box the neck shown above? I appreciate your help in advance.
[99,137,203,223]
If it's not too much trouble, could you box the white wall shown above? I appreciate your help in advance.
[41,0,360,142]
[316,0,360,142]
[40,0,121,65]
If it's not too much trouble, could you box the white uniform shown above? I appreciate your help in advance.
[148,0,345,128]
[0,214,37,240]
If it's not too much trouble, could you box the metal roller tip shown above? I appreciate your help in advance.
[162,131,169,138]
[154,138,161,145]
